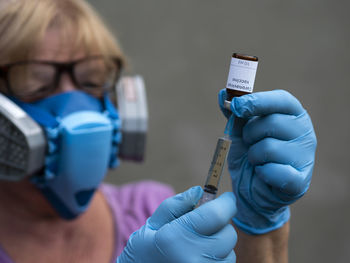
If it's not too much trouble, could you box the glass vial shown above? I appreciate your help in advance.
[226,53,258,101]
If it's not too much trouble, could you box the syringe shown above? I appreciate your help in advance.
[197,134,232,206]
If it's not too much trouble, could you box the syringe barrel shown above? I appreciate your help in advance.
[205,136,232,189]
[198,136,231,206]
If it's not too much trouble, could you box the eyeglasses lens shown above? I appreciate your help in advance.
[8,57,119,101]
[9,63,55,100]
[74,57,118,97]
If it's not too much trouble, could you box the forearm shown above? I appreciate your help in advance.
[234,221,290,263]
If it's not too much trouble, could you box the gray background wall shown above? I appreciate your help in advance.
[87,0,350,262]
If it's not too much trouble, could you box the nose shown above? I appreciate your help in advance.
[54,72,77,94]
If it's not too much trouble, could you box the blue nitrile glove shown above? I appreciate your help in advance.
[218,89,317,235]
[117,186,237,263]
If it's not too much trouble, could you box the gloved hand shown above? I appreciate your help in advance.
[117,186,237,263]
[218,89,317,235]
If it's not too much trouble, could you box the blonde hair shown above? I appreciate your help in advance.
[0,0,126,66]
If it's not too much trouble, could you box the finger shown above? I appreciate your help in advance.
[255,163,312,196]
[221,250,236,263]
[230,90,305,118]
[209,224,237,259]
[242,111,313,145]
[247,137,315,169]
[177,192,237,236]
[148,186,203,230]
[218,89,232,119]
[155,220,236,262]
[200,224,237,260]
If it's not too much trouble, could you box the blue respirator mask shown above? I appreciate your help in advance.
[11,91,120,219]
[0,76,148,219]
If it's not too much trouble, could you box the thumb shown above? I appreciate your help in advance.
[218,89,232,119]
[176,192,237,236]
[148,186,203,230]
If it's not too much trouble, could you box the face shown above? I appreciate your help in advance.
[0,27,120,102]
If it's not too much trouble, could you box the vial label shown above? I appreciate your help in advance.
[226,57,258,93]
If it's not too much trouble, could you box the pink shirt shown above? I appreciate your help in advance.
[0,181,175,263]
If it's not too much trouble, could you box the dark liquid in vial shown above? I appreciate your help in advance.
[226,53,258,101]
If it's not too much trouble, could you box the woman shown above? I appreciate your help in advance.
[0,1,317,263]
[0,1,175,262]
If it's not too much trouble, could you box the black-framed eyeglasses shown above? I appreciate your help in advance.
[0,55,123,102]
